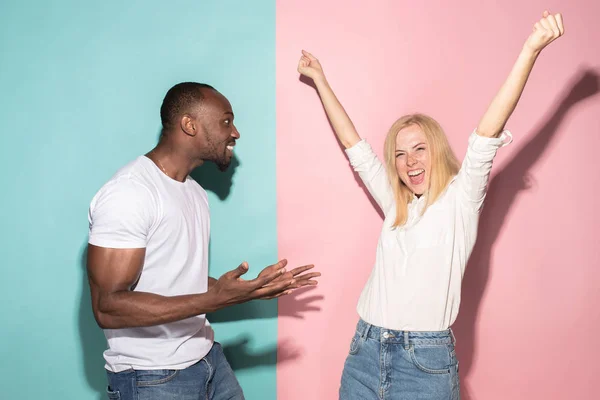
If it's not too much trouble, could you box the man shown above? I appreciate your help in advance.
[86,82,319,400]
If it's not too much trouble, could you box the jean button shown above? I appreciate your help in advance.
[383,332,392,339]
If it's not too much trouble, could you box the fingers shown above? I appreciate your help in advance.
[257,269,321,299]
[260,274,320,299]
[288,264,315,277]
[539,11,564,38]
[546,14,560,36]
[539,15,553,33]
[292,271,321,284]
[228,262,249,279]
[299,57,310,69]
[298,56,310,69]
[302,49,317,61]
[555,13,564,35]
[253,277,296,299]
[252,270,290,291]
[251,260,289,288]
[266,259,288,274]
[260,259,288,276]
[289,279,319,289]
[261,289,294,300]
[298,54,314,74]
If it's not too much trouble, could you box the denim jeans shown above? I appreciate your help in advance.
[105,342,244,400]
[339,319,460,400]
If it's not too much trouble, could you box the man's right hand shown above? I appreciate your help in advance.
[208,260,296,308]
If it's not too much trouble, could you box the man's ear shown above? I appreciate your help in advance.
[181,114,197,137]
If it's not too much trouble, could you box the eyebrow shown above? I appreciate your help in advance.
[224,111,234,118]
[395,142,426,153]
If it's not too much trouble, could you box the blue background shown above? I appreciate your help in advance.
[0,1,278,399]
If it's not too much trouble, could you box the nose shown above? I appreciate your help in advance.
[232,124,240,139]
[406,154,417,167]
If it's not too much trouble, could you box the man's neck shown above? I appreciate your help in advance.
[146,142,204,182]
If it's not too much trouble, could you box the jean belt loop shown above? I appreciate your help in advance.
[450,328,456,345]
[360,320,371,339]
[403,331,410,350]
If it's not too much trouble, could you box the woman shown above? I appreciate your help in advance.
[297,11,564,400]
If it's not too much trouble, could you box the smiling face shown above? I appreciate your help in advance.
[194,89,240,171]
[394,124,431,196]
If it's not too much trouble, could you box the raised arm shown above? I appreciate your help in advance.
[297,50,361,149]
[87,245,301,329]
[298,50,395,214]
[476,11,565,138]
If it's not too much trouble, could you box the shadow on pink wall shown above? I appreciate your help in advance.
[453,69,600,400]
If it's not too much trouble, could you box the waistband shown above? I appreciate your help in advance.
[355,318,456,348]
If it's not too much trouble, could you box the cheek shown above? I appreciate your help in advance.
[424,152,432,165]
[395,164,408,182]
[395,159,405,175]
[417,153,430,169]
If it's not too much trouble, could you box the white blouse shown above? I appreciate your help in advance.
[345,130,512,331]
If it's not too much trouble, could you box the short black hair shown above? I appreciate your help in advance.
[160,82,215,132]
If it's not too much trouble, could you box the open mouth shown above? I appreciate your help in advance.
[226,142,235,154]
[407,169,425,185]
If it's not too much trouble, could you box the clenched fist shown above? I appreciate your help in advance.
[298,50,326,82]
[525,11,564,53]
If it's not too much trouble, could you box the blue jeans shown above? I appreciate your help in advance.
[339,319,460,400]
[105,342,244,400]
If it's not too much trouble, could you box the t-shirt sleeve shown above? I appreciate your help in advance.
[88,178,156,249]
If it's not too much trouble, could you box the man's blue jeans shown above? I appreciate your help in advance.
[106,342,244,400]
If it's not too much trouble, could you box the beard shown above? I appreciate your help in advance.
[215,157,231,172]
[203,130,233,172]
[209,143,232,172]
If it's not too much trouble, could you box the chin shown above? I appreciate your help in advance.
[216,161,230,172]
[214,153,232,172]
[410,185,427,196]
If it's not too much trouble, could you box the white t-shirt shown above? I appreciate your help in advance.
[88,155,214,372]
[345,131,512,331]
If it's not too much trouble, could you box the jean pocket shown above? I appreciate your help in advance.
[136,369,179,386]
[408,344,453,375]
[106,386,121,400]
[349,332,363,355]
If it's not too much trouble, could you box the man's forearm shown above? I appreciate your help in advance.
[94,289,222,329]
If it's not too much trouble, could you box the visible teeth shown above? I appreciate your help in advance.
[408,169,424,177]
[227,146,234,151]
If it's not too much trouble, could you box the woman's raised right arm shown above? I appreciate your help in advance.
[297,50,394,214]
[297,50,362,149]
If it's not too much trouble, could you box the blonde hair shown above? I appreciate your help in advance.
[383,114,460,227]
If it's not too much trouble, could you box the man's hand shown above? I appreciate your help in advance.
[524,11,564,54]
[257,263,320,300]
[208,277,217,290]
[208,260,298,307]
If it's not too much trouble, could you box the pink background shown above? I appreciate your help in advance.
[277,1,600,399]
